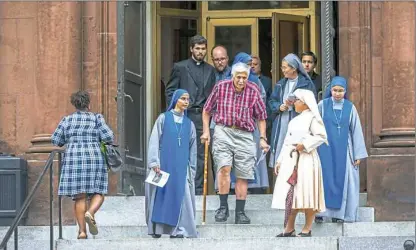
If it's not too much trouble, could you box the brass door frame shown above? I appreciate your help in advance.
[271,13,310,84]
[206,18,259,64]
[152,2,202,122]
[201,1,320,73]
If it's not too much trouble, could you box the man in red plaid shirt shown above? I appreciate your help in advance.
[201,62,269,224]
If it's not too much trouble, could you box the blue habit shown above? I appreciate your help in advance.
[151,111,191,226]
[318,98,353,209]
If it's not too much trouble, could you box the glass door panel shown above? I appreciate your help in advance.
[272,13,310,83]
[207,18,258,65]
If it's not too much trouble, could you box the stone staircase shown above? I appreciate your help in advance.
[1,193,414,250]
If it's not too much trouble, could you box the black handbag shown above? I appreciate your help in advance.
[95,114,123,172]
[101,142,123,172]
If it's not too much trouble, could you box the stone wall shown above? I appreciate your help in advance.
[338,1,415,221]
[0,2,118,225]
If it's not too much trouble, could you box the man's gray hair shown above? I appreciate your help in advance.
[231,62,250,77]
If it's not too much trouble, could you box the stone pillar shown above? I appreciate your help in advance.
[372,2,415,148]
[339,1,415,221]
[367,2,415,221]
[25,2,83,225]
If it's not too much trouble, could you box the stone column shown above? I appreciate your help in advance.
[25,2,82,225]
[28,2,82,153]
[372,2,415,147]
[367,2,415,221]
[338,1,415,221]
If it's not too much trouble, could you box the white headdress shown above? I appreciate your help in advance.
[293,89,323,125]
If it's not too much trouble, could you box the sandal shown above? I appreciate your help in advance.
[297,231,312,237]
[77,232,87,239]
[276,229,296,237]
[85,211,98,235]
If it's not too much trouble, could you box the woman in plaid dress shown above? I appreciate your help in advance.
[52,90,114,239]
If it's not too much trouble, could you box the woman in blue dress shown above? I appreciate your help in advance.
[145,89,198,238]
[52,90,115,239]
[315,76,368,223]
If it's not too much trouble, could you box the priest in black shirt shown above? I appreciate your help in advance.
[165,35,216,195]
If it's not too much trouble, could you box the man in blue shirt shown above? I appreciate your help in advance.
[211,45,231,82]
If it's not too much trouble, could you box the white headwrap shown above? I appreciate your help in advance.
[293,89,323,125]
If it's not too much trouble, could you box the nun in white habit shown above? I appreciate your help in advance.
[272,89,327,237]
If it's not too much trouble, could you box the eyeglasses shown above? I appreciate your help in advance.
[213,57,227,62]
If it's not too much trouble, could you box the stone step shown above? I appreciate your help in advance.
[95,207,375,226]
[55,236,416,250]
[1,222,413,241]
[339,236,416,250]
[100,193,368,212]
[56,237,339,250]
[2,222,414,249]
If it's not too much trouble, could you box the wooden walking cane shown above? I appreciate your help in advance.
[202,141,209,225]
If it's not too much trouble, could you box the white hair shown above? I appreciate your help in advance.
[231,62,250,78]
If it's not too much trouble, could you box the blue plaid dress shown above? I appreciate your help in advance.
[51,111,114,198]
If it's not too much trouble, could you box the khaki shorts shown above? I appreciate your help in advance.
[212,125,256,180]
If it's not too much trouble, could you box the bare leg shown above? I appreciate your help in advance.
[88,194,105,216]
[217,166,231,194]
[302,209,316,233]
[74,194,87,237]
[235,179,248,200]
[284,209,299,233]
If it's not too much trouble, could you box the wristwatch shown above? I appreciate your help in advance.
[260,137,267,142]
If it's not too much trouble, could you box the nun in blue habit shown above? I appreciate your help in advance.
[268,53,317,170]
[315,76,368,223]
[225,52,269,191]
[145,89,198,238]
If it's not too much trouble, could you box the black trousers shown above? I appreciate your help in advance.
[187,109,215,195]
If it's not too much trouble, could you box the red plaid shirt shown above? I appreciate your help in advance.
[204,79,267,132]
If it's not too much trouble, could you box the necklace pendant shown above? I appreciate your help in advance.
[178,137,181,146]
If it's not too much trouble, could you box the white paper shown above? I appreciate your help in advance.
[256,150,268,167]
[145,169,170,187]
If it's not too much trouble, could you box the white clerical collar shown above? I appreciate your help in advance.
[191,56,202,65]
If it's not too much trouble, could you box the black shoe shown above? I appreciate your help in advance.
[170,234,184,238]
[297,231,312,237]
[331,218,344,223]
[235,211,251,224]
[151,234,161,238]
[276,229,296,237]
[215,206,229,222]
[315,216,324,223]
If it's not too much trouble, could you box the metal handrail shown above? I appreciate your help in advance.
[0,150,64,250]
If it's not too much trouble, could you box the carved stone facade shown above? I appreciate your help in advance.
[0,2,414,224]
[0,2,118,225]
[338,1,415,221]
